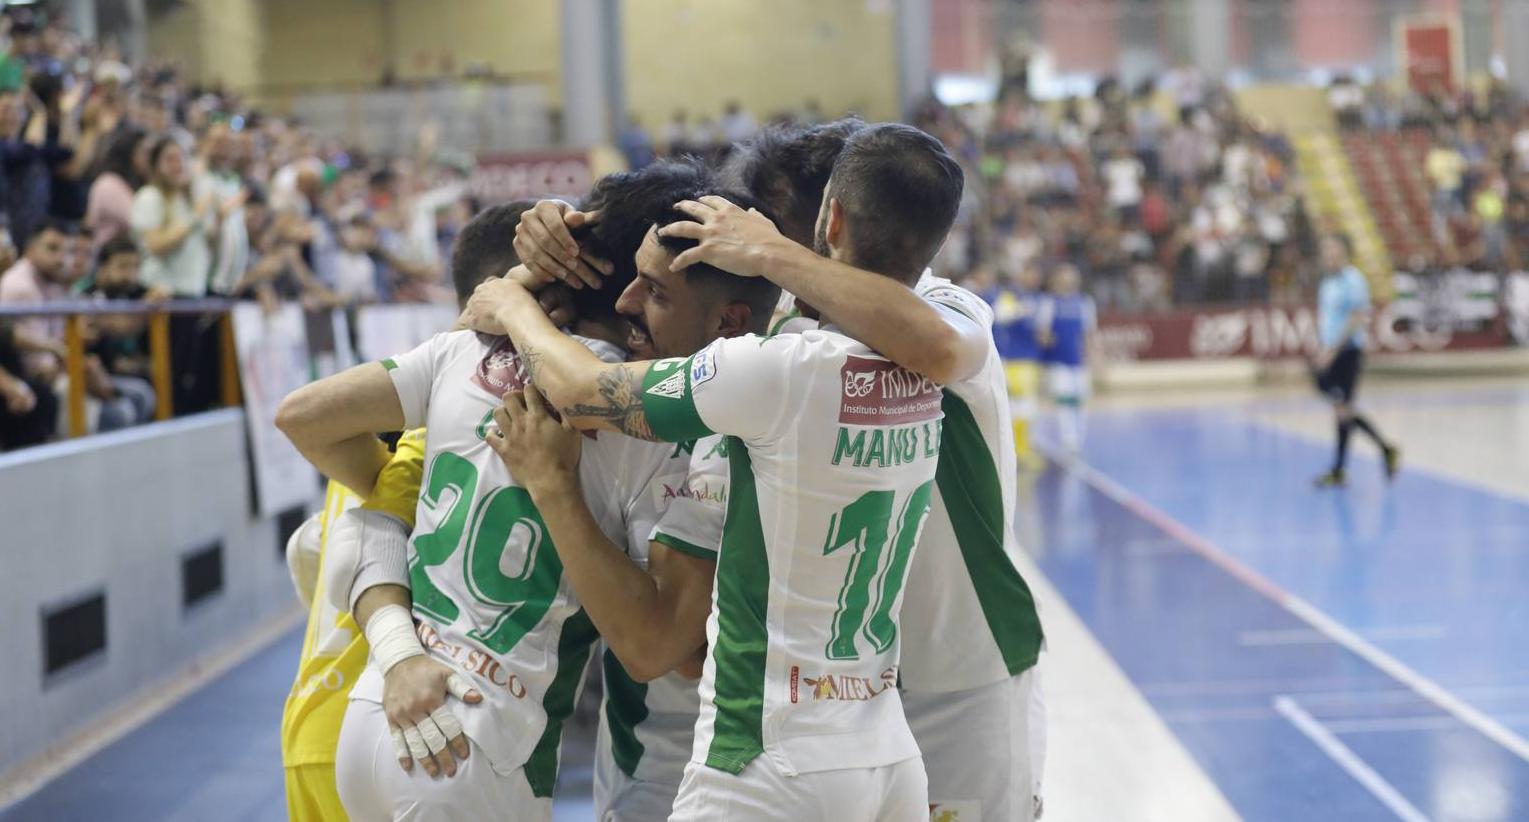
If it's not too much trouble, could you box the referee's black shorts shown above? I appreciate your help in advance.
[1316,344,1363,404]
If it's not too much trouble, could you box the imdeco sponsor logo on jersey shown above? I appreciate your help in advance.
[838,355,943,425]
[788,665,898,703]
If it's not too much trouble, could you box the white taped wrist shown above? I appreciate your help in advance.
[364,604,425,676]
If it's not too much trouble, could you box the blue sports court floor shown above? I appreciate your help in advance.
[3,376,1525,821]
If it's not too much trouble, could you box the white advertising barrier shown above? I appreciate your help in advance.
[1507,272,1529,345]
[354,303,460,363]
[232,303,319,518]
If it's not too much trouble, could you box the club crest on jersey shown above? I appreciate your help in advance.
[647,371,685,400]
[837,355,943,425]
[472,339,529,397]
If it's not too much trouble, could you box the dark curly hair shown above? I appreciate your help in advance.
[571,157,779,330]
[721,116,866,245]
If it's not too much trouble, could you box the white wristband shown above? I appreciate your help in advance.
[364,604,426,676]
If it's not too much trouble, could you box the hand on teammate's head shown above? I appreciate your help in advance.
[657,195,785,278]
[513,199,612,290]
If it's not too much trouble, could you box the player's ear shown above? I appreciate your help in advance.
[825,197,846,247]
[716,301,752,338]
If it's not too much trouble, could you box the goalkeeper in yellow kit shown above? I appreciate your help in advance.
[280,431,425,821]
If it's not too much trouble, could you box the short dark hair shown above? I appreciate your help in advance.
[449,200,536,305]
[722,117,865,244]
[824,123,964,284]
[30,218,76,244]
[97,235,139,266]
[575,158,780,332]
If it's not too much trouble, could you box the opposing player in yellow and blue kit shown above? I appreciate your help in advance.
[280,431,426,822]
[986,265,1045,468]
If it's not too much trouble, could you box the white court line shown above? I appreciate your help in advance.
[1238,625,1447,647]
[1274,696,1431,822]
[1323,713,1529,735]
[1057,454,1529,765]
[0,606,305,811]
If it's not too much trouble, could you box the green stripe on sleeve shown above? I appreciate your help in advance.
[601,649,650,778]
[523,609,599,796]
[928,291,979,322]
[704,437,770,773]
[653,531,719,560]
[380,358,398,371]
[768,309,801,337]
[640,357,714,443]
[936,393,1043,675]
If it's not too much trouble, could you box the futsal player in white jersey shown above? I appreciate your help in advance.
[483,211,782,818]
[660,128,1049,820]
[492,126,858,819]
[276,168,730,821]
[476,166,785,821]
[464,123,968,821]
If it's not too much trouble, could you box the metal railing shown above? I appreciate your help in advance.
[0,300,242,439]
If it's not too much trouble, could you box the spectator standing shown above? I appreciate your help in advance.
[1426,132,1467,240]
[132,135,218,413]
[331,214,380,305]
[1329,75,1365,130]
[195,123,250,295]
[85,128,144,247]
[0,88,66,248]
[131,135,213,297]
[1102,143,1144,222]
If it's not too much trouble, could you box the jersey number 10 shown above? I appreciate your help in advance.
[821,480,935,661]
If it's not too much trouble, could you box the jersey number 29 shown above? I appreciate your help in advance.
[409,452,564,654]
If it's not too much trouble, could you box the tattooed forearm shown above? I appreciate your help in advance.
[519,344,546,385]
[561,365,657,441]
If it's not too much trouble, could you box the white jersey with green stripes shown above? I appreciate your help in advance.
[899,273,1045,692]
[356,329,683,795]
[638,330,943,776]
[599,433,730,789]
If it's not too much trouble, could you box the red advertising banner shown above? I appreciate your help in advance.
[1398,15,1459,95]
[470,150,595,204]
[1098,303,1508,363]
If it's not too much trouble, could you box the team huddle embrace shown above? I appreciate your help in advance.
[276,119,1046,822]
